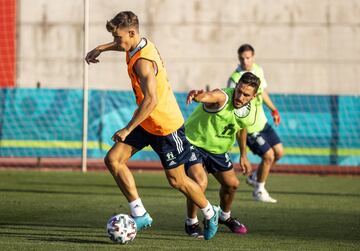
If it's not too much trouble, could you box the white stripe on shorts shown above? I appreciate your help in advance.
[172,131,183,153]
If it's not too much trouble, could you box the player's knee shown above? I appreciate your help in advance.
[189,174,207,192]
[167,176,184,190]
[170,180,186,191]
[223,178,239,193]
[262,150,275,164]
[104,154,115,172]
[232,178,240,191]
[197,178,208,192]
[104,152,125,171]
[104,154,111,166]
[274,147,284,161]
[274,151,283,161]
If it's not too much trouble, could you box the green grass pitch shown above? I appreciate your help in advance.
[0,170,359,250]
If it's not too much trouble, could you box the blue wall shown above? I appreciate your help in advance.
[0,88,359,166]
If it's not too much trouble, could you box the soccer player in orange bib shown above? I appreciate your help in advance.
[85,11,219,240]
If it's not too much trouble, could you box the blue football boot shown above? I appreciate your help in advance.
[131,212,153,231]
[203,205,220,240]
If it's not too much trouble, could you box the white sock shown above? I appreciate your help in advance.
[129,198,146,217]
[220,210,231,221]
[256,182,265,191]
[185,217,199,226]
[201,201,215,220]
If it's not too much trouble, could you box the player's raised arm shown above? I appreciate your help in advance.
[85,41,123,64]
[186,88,227,106]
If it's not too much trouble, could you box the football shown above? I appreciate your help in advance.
[106,214,137,244]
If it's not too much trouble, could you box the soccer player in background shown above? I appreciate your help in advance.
[227,44,284,203]
[85,11,220,240]
[183,72,259,238]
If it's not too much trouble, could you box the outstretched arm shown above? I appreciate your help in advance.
[262,91,280,126]
[85,40,123,64]
[112,59,158,142]
[186,88,227,106]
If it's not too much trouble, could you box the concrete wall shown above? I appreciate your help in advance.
[17,0,360,94]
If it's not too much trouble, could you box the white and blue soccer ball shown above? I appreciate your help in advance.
[106,214,137,244]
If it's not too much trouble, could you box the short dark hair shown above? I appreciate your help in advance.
[238,72,260,93]
[106,11,139,33]
[237,44,255,55]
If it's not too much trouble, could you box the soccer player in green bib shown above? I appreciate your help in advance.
[183,72,260,238]
[227,44,284,203]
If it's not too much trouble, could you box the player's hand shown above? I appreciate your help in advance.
[239,154,252,175]
[186,89,204,105]
[85,48,101,64]
[272,109,281,126]
[111,128,130,143]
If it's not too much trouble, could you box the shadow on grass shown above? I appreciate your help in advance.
[1,185,359,199]
[28,237,111,245]
[22,181,114,189]
[0,222,102,230]
[138,186,360,198]
[0,230,111,244]
[0,187,177,198]
[242,207,360,242]
[0,188,117,196]
[1,209,359,245]
[269,190,360,198]
[0,227,195,246]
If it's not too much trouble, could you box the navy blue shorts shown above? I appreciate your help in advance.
[185,146,233,174]
[247,122,281,157]
[124,125,191,169]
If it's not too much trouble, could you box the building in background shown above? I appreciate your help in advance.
[0,0,359,170]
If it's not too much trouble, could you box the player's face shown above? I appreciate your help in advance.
[112,27,136,52]
[238,50,254,71]
[233,82,256,108]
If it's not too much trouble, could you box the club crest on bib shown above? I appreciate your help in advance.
[234,103,251,118]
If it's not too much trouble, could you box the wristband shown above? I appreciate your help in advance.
[271,109,280,124]
[271,109,279,117]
